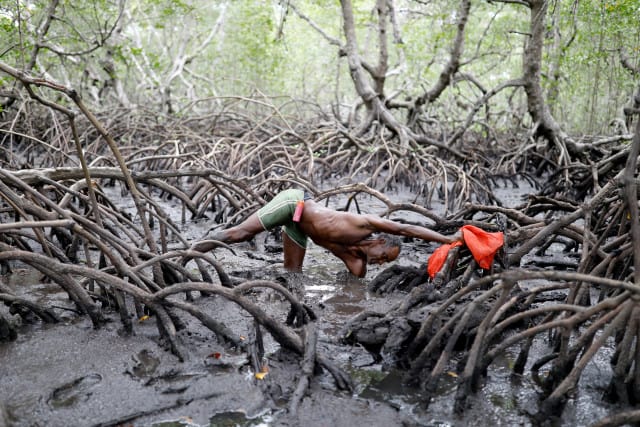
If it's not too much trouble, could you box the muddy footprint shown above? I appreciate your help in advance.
[47,373,102,409]
[128,349,161,379]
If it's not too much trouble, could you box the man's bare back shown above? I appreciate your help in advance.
[297,201,382,244]
[299,200,455,245]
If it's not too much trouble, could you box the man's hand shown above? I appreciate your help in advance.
[447,230,463,244]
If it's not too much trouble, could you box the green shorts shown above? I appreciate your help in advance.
[257,189,307,248]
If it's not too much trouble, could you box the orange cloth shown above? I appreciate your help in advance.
[427,241,462,279]
[427,225,504,279]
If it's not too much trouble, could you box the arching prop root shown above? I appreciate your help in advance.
[347,265,640,417]
[591,409,640,427]
[288,322,319,417]
[342,153,640,418]
[0,168,350,396]
[0,245,352,392]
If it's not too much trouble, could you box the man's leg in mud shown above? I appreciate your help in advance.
[191,213,265,252]
[220,213,265,242]
[282,231,305,272]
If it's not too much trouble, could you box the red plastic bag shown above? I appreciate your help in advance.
[427,225,504,279]
[427,241,462,279]
[460,225,504,269]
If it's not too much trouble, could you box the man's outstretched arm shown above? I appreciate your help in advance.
[364,215,461,244]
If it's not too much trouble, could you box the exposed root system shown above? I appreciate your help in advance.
[1,85,640,424]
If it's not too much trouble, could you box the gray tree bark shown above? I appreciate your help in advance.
[521,0,566,142]
[339,0,410,145]
[410,0,471,121]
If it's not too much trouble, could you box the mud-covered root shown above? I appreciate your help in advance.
[452,279,516,413]
[285,302,317,328]
[340,309,419,367]
[0,249,106,329]
[395,284,442,312]
[288,322,318,417]
[339,311,388,361]
[165,297,243,348]
[603,305,640,405]
[0,312,18,341]
[591,409,640,427]
[315,353,354,391]
[409,283,504,409]
[149,302,187,362]
[534,298,631,407]
[153,280,352,391]
[351,257,640,419]
[232,280,317,327]
[532,396,566,427]
[431,245,462,287]
[0,293,60,325]
[368,264,428,295]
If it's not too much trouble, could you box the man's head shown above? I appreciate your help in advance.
[361,233,402,265]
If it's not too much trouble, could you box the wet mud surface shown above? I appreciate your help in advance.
[0,185,618,427]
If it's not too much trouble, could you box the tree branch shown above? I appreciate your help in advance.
[412,0,471,109]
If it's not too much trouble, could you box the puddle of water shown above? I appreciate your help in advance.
[207,410,272,427]
[303,284,335,292]
[151,410,273,427]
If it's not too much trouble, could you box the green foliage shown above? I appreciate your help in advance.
[545,0,639,133]
[0,1,34,64]
[0,0,637,134]
[214,1,287,91]
[132,0,196,29]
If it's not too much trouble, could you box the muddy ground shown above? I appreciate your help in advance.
[0,186,618,427]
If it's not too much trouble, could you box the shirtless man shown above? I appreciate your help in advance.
[191,189,460,277]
